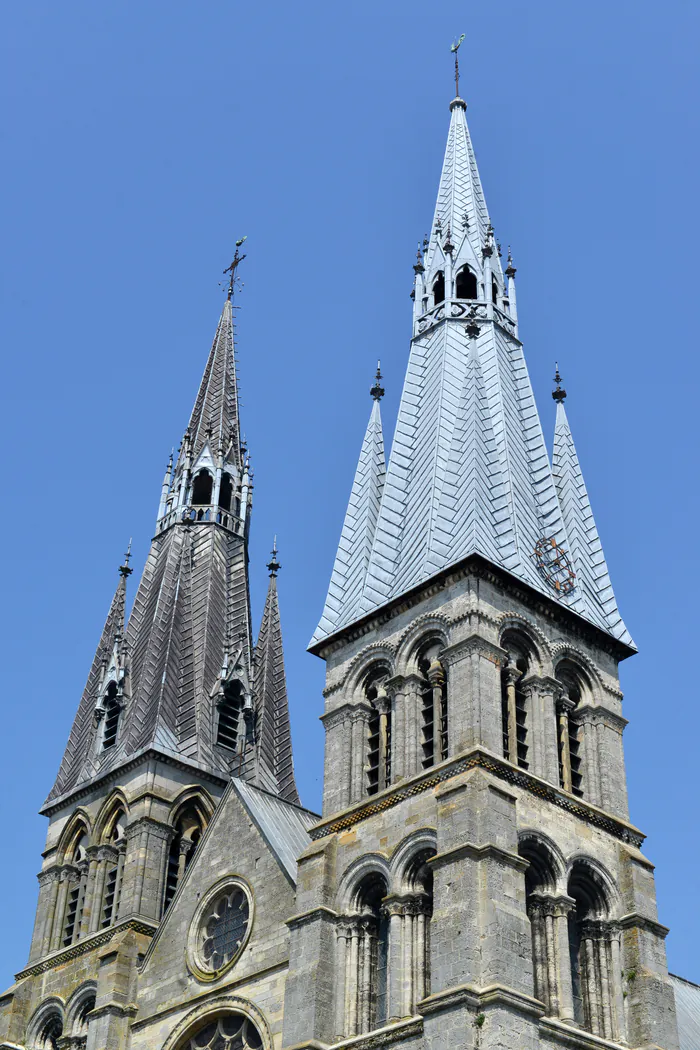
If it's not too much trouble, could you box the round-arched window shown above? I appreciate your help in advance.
[184,1013,262,1050]
[187,877,253,981]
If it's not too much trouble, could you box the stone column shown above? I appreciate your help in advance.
[580,717,600,806]
[349,704,372,803]
[403,675,423,779]
[527,898,549,1009]
[80,848,100,937]
[557,696,575,792]
[31,867,61,960]
[387,680,406,782]
[71,861,89,944]
[345,918,360,1036]
[581,920,602,1035]
[427,660,446,764]
[503,663,522,764]
[376,689,391,791]
[608,923,627,1045]
[321,704,353,814]
[553,897,576,1024]
[334,922,350,1040]
[50,867,71,950]
[383,899,405,1022]
[440,635,507,755]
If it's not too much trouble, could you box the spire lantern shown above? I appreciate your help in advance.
[552,363,567,404]
[267,538,281,577]
[370,363,385,402]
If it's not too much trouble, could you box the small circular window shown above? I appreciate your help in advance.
[187,877,253,981]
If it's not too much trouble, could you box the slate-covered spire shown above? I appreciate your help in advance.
[551,378,633,647]
[311,85,632,651]
[50,550,131,799]
[253,543,299,804]
[47,278,297,805]
[314,366,386,642]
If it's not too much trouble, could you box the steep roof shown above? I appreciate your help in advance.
[47,296,299,806]
[671,974,700,1050]
[233,779,317,883]
[312,95,632,651]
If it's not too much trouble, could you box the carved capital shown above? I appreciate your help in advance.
[556,695,576,715]
[426,659,445,687]
[97,844,119,864]
[440,634,507,668]
[503,663,523,686]
[37,866,62,887]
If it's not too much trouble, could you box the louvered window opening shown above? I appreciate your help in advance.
[102,682,120,750]
[163,842,180,913]
[515,687,529,769]
[569,721,584,797]
[217,685,243,750]
[501,688,510,759]
[101,865,121,928]
[367,709,380,796]
[63,885,81,945]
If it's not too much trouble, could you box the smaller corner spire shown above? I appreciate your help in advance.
[552,362,567,404]
[505,246,517,278]
[119,539,133,579]
[267,538,281,577]
[370,361,385,402]
[222,237,248,301]
[414,243,424,274]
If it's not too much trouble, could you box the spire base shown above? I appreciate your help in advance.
[450,96,467,111]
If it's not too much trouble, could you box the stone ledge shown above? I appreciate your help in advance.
[286,906,338,930]
[419,981,543,1019]
[540,1016,627,1049]
[428,841,528,873]
[309,747,645,848]
[89,1001,138,1021]
[15,918,158,980]
[618,913,670,939]
[329,1017,422,1049]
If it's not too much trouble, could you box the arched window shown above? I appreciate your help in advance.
[162,804,207,915]
[63,832,88,946]
[101,811,126,929]
[102,681,120,750]
[342,873,390,1036]
[555,662,585,797]
[519,837,562,1016]
[216,680,244,750]
[181,1014,263,1050]
[192,469,213,505]
[418,644,448,769]
[567,862,623,1040]
[492,276,499,305]
[219,472,234,511]
[400,849,435,1011]
[365,670,391,795]
[37,1014,63,1050]
[73,994,96,1039]
[455,265,478,299]
[500,634,531,769]
[432,271,445,305]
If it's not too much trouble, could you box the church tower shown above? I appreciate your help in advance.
[0,264,299,1050]
[284,64,680,1050]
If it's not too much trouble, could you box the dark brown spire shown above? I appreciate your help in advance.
[254,552,298,804]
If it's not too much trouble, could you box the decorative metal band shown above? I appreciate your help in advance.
[308,748,645,849]
[15,918,158,980]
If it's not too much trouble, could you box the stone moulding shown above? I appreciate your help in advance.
[308,747,645,849]
[419,980,544,1020]
[329,1016,423,1049]
[14,917,157,981]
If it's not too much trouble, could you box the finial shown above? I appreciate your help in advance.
[462,211,470,230]
[465,306,480,340]
[222,237,248,301]
[505,246,517,278]
[423,233,429,253]
[267,537,280,577]
[119,539,133,578]
[444,223,454,254]
[552,362,567,404]
[450,34,466,98]
[413,243,424,274]
[370,362,385,401]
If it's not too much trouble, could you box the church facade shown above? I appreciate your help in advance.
[0,70,696,1050]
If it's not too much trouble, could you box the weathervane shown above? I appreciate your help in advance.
[451,34,466,98]
[222,236,248,300]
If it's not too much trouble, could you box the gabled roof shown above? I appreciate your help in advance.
[312,95,632,651]
[232,778,317,883]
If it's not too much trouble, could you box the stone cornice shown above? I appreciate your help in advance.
[308,746,645,848]
[40,747,229,817]
[539,1016,625,1049]
[419,980,543,1020]
[618,912,670,939]
[429,841,528,873]
[15,917,158,980]
[309,555,635,664]
[439,635,507,667]
[574,704,628,732]
[320,702,373,730]
[286,906,338,930]
[329,1017,423,1050]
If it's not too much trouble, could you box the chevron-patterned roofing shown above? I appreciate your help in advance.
[552,402,633,646]
[47,298,299,805]
[314,398,385,642]
[311,95,632,651]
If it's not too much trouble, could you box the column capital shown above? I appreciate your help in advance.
[439,634,507,668]
[530,893,576,919]
[556,695,576,715]
[37,866,62,887]
[503,662,523,686]
[383,672,425,695]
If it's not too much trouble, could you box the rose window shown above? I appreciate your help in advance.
[200,888,250,972]
[186,1014,262,1050]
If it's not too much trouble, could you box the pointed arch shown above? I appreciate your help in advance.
[27,997,66,1050]
[94,790,130,844]
[395,615,450,676]
[65,982,97,1037]
[192,469,214,506]
[455,264,478,299]
[161,788,216,916]
[57,810,92,864]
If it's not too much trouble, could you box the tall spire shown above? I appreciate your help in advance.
[312,76,632,651]
[254,544,299,803]
[47,264,298,804]
[552,375,633,647]
[312,368,386,644]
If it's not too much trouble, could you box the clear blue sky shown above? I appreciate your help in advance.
[1,0,698,989]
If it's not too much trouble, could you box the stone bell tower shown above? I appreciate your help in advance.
[282,61,681,1050]
[0,264,299,1050]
